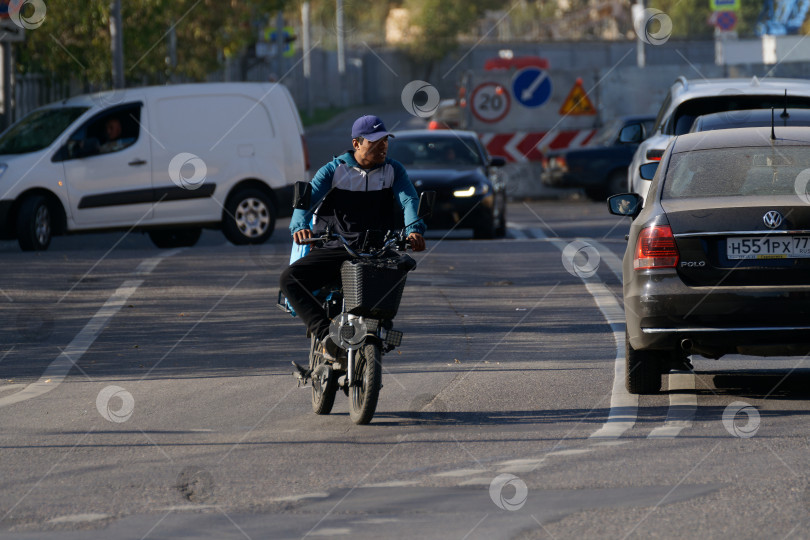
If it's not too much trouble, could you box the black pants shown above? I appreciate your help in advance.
[279,247,352,341]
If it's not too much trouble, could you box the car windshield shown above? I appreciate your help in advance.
[663,146,810,199]
[0,107,88,155]
[388,138,483,167]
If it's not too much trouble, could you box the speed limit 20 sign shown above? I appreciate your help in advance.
[471,82,511,123]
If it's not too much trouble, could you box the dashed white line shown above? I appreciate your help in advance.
[433,468,489,478]
[648,371,697,439]
[0,280,143,408]
[0,251,180,408]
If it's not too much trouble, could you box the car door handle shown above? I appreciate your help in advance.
[128,159,147,166]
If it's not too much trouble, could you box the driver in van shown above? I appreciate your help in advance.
[99,117,132,153]
[279,114,426,359]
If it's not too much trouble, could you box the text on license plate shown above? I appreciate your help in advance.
[727,236,810,259]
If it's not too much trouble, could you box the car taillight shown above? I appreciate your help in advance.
[634,225,679,270]
[646,149,664,161]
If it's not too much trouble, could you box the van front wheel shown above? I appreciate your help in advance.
[17,195,52,251]
[223,188,276,245]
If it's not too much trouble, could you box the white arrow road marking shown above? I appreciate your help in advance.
[521,71,549,101]
[0,252,181,408]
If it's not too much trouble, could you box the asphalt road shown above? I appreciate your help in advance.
[2,200,810,540]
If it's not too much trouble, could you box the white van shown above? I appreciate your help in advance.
[0,82,309,250]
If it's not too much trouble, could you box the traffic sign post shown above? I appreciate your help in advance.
[559,79,597,116]
[511,67,553,108]
[470,82,511,123]
[715,11,737,31]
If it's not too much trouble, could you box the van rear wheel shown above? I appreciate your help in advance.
[223,188,276,245]
[17,195,52,251]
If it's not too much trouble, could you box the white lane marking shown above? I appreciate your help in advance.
[546,448,594,457]
[433,468,489,478]
[270,492,329,503]
[506,223,528,239]
[586,238,623,282]
[0,280,143,408]
[591,440,630,447]
[135,249,184,275]
[161,505,218,511]
[459,477,498,486]
[529,227,549,239]
[0,251,179,408]
[47,513,109,524]
[360,481,421,488]
[310,528,351,536]
[496,458,546,473]
[548,237,639,440]
[584,281,638,439]
[648,371,697,439]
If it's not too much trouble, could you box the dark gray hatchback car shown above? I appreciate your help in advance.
[609,126,810,394]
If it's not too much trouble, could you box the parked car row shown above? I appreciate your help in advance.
[608,76,810,395]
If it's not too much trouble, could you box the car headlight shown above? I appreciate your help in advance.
[453,183,490,197]
[0,164,7,178]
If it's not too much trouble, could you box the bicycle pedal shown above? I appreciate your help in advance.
[291,361,312,386]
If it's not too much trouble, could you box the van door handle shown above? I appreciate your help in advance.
[128,159,147,166]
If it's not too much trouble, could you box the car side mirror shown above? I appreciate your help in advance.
[619,123,645,144]
[417,191,436,219]
[639,162,659,181]
[292,181,311,210]
[489,156,507,167]
[607,193,643,219]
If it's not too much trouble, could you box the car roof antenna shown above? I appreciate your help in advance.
[781,89,790,119]
[771,107,776,140]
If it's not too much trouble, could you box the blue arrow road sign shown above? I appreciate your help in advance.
[512,67,552,108]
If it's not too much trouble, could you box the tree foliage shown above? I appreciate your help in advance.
[17,0,292,88]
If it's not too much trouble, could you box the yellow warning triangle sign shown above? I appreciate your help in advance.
[559,79,597,116]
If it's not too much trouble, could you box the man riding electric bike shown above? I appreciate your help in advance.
[279,115,426,366]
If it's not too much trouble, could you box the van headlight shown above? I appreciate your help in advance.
[453,183,489,197]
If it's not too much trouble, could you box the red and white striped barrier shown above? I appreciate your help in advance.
[480,129,597,162]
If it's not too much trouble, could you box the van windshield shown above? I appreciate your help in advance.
[0,107,88,155]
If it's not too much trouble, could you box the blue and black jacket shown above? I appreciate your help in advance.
[289,151,426,248]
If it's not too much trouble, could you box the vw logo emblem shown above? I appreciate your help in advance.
[763,210,783,229]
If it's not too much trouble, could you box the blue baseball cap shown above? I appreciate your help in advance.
[351,115,394,142]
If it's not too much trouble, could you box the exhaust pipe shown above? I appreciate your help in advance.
[680,338,693,352]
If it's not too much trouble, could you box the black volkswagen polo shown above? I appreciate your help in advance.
[609,126,810,394]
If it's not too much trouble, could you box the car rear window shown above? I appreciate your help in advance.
[668,95,810,135]
[662,146,810,199]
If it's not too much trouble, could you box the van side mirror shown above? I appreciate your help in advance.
[639,162,659,181]
[489,156,507,167]
[619,123,645,144]
[292,181,311,210]
[417,191,436,219]
[607,193,643,219]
